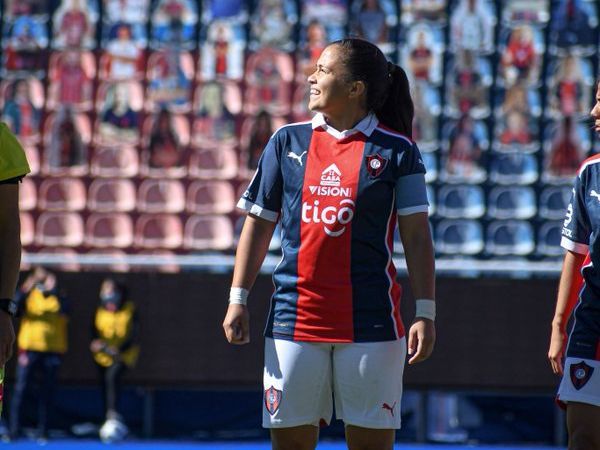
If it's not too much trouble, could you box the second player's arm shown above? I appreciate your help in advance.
[222,214,277,345]
[548,249,586,375]
[397,212,436,365]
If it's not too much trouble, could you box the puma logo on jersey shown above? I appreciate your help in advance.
[382,401,396,417]
[591,190,600,201]
[287,151,307,166]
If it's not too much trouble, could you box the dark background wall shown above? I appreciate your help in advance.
[8,272,561,392]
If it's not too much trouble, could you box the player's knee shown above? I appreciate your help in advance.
[569,428,600,450]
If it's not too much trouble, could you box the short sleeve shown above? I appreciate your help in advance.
[0,123,30,182]
[561,172,590,254]
[395,142,428,215]
[237,134,283,222]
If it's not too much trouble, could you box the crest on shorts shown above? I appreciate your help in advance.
[264,386,282,415]
[570,361,594,390]
[366,154,388,178]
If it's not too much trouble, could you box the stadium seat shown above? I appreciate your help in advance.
[422,152,437,183]
[487,186,536,220]
[539,185,571,220]
[36,212,85,247]
[186,180,236,215]
[24,145,40,175]
[20,212,34,247]
[188,147,238,180]
[537,221,564,256]
[436,219,484,255]
[90,146,139,177]
[38,178,86,211]
[88,179,137,212]
[183,215,234,250]
[137,179,185,213]
[19,177,37,211]
[488,152,538,185]
[486,220,535,256]
[436,185,485,219]
[134,214,183,249]
[86,213,134,248]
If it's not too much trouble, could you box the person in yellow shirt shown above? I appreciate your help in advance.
[91,278,139,441]
[9,267,68,441]
[0,123,31,417]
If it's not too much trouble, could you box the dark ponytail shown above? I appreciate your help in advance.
[331,38,414,137]
[380,63,414,138]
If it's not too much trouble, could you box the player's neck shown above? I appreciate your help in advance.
[323,109,369,133]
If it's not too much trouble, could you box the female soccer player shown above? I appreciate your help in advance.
[548,84,600,449]
[223,38,436,450]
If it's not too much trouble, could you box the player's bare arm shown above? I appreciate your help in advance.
[397,212,436,365]
[549,250,586,376]
[223,214,277,345]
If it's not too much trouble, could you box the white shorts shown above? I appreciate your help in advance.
[263,337,407,429]
[557,357,600,407]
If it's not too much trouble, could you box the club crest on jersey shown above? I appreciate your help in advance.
[570,361,594,390]
[366,154,388,178]
[264,386,282,415]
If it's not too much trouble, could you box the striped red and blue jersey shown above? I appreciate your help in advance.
[238,113,429,343]
[561,155,600,360]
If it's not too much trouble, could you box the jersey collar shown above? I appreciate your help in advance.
[311,113,378,140]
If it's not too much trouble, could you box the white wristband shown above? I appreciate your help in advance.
[415,299,435,321]
[229,287,249,305]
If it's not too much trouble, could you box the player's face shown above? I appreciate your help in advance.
[591,83,600,135]
[307,45,353,117]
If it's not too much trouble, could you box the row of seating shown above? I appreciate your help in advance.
[21,209,563,257]
[21,212,234,250]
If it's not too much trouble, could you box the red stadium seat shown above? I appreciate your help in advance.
[19,177,37,211]
[91,146,139,177]
[183,215,234,250]
[38,178,86,211]
[88,179,137,212]
[86,213,134,248]
[134,214,183,249]
[20,212,34,247]
[37,247,81,272]
[188,146,238,180]
[36,212,85,247]
[137,179,185,213]
[186,180,235,215]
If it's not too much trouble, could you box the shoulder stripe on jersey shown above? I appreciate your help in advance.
[375,126,413,145]
[560,236,588,254]
[577,153,600,177]
[397,205,429,216]
[271,120,313,138]
[237,198,279,222]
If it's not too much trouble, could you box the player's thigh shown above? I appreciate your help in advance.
[270,425,319,450]
[263,337,333,428]
[332,338,406,429]
[345,425,394,450]
[567,402,600,450]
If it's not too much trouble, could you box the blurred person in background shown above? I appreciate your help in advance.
[223,38,435,450]
[547,115,583,179]
[8,267,69,442]
[548,83,600,449]
[0,123,31,418]
[2,79,41,144]
[47,107,87,173]
[147,108,183,170]
[245,110,273,171]
[91,278,139,441]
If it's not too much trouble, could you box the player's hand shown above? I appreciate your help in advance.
[407,318,435,365]
[0,313,15,365]
[222,304,250,345]
[548,324,566,376]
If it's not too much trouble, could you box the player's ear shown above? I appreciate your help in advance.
[348,80,365,99]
